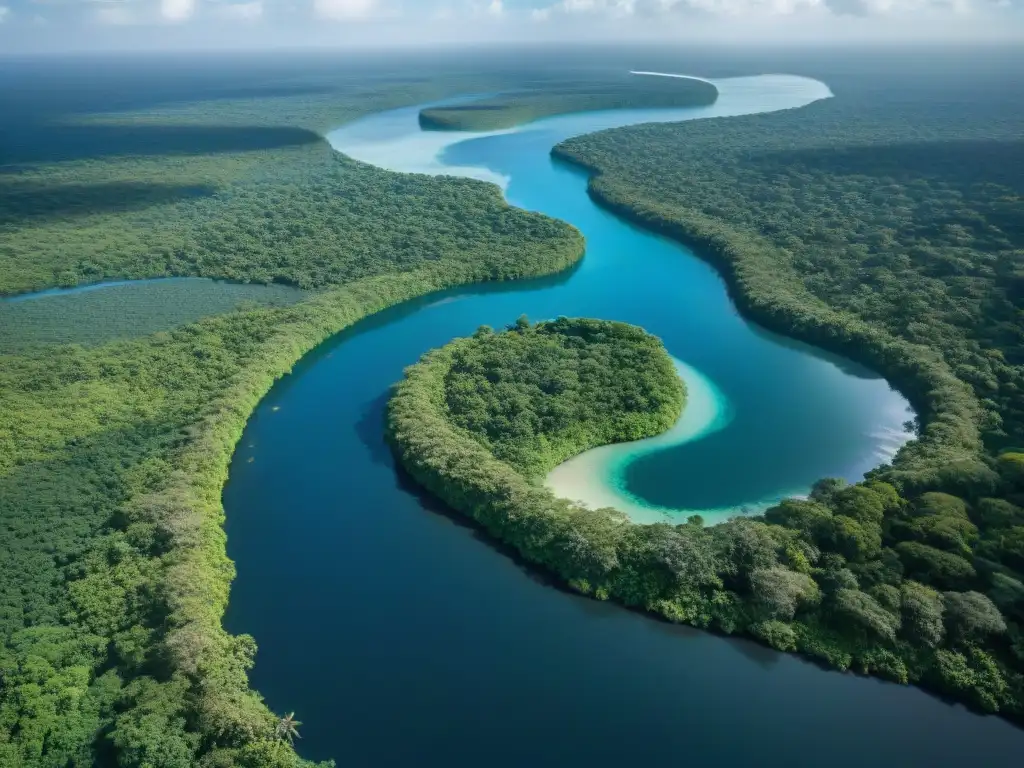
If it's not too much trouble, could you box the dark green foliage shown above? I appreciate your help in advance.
[896,541,977,589]
[999,453,1024,490]
[943,591,1007,642]
[419,75,718,131]
[443,317,685,477]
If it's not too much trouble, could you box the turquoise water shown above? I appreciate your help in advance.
[220,74,1024,764]
[329,74,914,524]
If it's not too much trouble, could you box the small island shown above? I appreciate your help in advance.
[389,317,1023,722]
[418,75,718,132]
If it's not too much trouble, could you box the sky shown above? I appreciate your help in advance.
[0,0,1021,52]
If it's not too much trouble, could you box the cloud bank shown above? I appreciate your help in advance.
[0,0,1018,51]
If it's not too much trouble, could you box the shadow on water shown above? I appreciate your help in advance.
[391,463,563,593]
[746,322,887,381]
[396,455,788,673]
[354,392,395,470]
[0,180,218,223]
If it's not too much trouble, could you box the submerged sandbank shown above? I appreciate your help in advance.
[544,358,772,525]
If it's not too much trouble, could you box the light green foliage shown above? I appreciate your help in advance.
[764,498,834,544]
[892,491,979,556]
[857,648,910,684]
[419,74,718,131]
[828,515,883,562]
[933,647,1009,713]
[711,519,782,585]
[832,485,887,526]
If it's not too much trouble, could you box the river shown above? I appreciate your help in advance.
[221,75,1024,764]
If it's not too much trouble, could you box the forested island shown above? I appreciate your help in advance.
[389,320,1024,720]
[418,74,717,131]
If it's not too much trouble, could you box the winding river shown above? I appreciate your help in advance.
[221,75,1024,764]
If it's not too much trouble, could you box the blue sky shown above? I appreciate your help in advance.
[0,0,1020,52]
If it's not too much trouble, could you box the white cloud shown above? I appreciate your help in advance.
[487,0,503,14]
[534,0,949,18]
[161,0,196,21]
[314,0,377,18]
[92,0,142,25]
[217,1,264,20]
[0,6,9,24]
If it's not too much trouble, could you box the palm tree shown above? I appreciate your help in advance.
[275,712,302,744]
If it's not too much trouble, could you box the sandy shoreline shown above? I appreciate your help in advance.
[545,358,749,524]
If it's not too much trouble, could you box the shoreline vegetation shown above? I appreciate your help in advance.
[417,74,718,132]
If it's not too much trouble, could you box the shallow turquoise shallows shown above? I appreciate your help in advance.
[221,73,1024,766]
[329,74,914,524]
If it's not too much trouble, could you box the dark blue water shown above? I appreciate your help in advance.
[222,77,1024,765]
